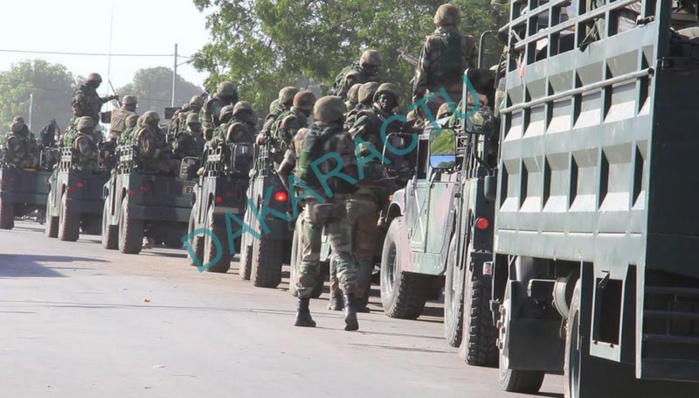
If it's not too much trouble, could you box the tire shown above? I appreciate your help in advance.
[444,237,464,347]
[497,282,545,393]
[564,280,582,398]
[118,199,143,254]
[45,193,58,238]
[379,216,432,320]
[58,191,80,242]
[101,198,118,250]
[459,262,499,367]
[250,234,284,288]
[0,197,14,230]
[187,208,204,267]
[203,206,231,273]
[238,236,252,280]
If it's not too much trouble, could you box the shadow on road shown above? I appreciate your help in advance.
[0,254,107,278]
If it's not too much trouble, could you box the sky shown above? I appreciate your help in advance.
[0,0,211,98]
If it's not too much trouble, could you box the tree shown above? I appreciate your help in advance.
[0,59,78,133]
[117,67,204,116]
[191,0,507,112]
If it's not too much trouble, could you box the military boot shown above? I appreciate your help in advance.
[343,293,359,331]
[294,297,316,327]
[327,290,344,311]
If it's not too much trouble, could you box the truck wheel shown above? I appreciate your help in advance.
[444,238,464,347]
[238,235,252,280]
[203,206,231,273]
[118,199,143,254]
[187,208,204,267]
[379,216,431,319]
[497,282,545,393]
[0,198,14,230]
[101,199,118,250]
[45,196,58,238]
[250,234,284,288]
[459,260,499,367]
[58,191,80,242]
[564,280,582,398]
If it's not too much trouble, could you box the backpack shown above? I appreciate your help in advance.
[329,62,361,96]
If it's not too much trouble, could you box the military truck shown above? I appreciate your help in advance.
[0,147,57,229]
[101,146,197,254]
[238,143,293,288]
[186,143,252,273]
[45,147,111,241]
[443,1,699,396]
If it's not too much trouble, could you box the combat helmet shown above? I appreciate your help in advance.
[359,50,381,68]
[293,91,317,112]
[189,95,205,109]
[269,99,280,114]
[10,117,25,133]
[220,104,235,120]
[77,116,94,131]
[233,101,254,117]
[125,114,139,127]
[358,82,380,104]
[434,4,461,26]
[278,86,299,107]
[313,96,346,123]
[122,95,137,106]
[347,84,362,104]
[216,81,238,98]
[373,83,401,103]
[186,113,200,126]
[142,111,160,126]
[86,73,103,86]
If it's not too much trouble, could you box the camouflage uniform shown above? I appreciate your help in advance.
[256,86,298,145]
[202,81,238,131]
[118,114,140,146]
[108,95,138,141]
[171,95,205,136]
[173,113,204,159]
[349,83,405,154]
[71,73,119,127]
[267,91,316,166]
[2,117,39,169]
[344,82,380,129]
[71,116,99,172]
[133,111,172,174]
[330,50,381,99]
[224,101,257,145]
[344,83,362,111]
[293,96,360,331]
[412,4,478,116]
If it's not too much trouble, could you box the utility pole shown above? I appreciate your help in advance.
[28,94,33,130]
[172,43,178,107]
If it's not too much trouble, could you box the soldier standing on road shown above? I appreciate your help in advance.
[412,4,478,117]
[330,50,381,99]
[256,86,299,145]
[71,117,100,173]
[267,91,316,167]
[2,117,39,169]
[344,82,380,129]
[108,95,138,142]
[202,81,238,132]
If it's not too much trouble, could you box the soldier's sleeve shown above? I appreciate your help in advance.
[348,114,371,139]
[137,129,156,157]
[413,38,432,101]
[339,72,360,99]
[338,133,358,173]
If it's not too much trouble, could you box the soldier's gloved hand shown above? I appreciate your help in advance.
[108,95,119,101]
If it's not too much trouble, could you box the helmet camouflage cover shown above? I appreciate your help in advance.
[278,86,300,106]
[189,95,205,108]
[123,95,137,106]
[358,82,380,104]
[347,83,362,103]
[77,116,94,131]
[125,114,139,127]
[186,113,200,125]
[373,83,401,103]
[216,81,238,97]
[10,118,25,133]
[434,4,461,26]
[220,104,235,119]
[142,111,160,126]
[313,96,346,122]
[86,72,103,84]
[269,99,280,114]
[233,101,254,116]
[359,50,381,67]
[293,91,317,111]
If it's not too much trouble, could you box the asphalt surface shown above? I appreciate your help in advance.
[0,220,563,397]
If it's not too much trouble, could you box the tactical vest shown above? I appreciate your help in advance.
[432,29,466,82]
[296,124,357,196]
[72,133,97,169]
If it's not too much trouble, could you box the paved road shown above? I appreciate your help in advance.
[0,221,563,397]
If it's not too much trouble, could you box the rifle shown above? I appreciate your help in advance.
[108,80,122,107]
[397,50,419,67]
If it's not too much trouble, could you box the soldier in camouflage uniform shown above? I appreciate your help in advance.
[173,113,205,159]
[70,116,100,172]
[2,117,39,169]
[267,91,316,167]
[118,114,140,146]
[108,95,137,142]
[223,101,257,145]
[344,82,380,129]
[437,102,455,120]
[256,86,299,145]
[349,83,405,153]
[71,73,119,127]
[330,50,381,99]
[171,95,205,136]
[133,111,172,174]
[202,81,238,132]
[412,4,478,117]
[344,83,362,111]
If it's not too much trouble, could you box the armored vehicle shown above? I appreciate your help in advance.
[45,147,111,241]
[0,147,57,229]
[186,143,252,273]
[448,1,699,397]
[101,146,197,254]
[238,143,293,288]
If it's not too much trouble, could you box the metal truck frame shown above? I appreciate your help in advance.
[457,1,699,396]
[101,146,198,254]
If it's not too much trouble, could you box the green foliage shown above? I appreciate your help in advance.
[0,59,77,133]
[117,67,204,115]
[192,0,507,113]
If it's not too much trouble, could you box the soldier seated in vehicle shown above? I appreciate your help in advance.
[256,86,299,145]
[118,114,140,146]
[344,82,380,130]
[173,113,204,160]
[329,50,382,99]
[133,111,172,175]
[2,117,39,169]
[70,117,100,173]
[202,81,238,132]
[267,91,317,168]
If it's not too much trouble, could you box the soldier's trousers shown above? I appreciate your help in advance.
[296,198,357,299]
[329,195,379,300]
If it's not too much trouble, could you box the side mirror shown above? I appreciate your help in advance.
[428,127,457,169]
[100,111,112,124]
[484,172,497,201]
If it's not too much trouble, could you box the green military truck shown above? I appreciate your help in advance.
[0,148,57,229]
[445,1,699,396]
[101,146,198,254]
[186,143,252,273]
[45,148,110,241]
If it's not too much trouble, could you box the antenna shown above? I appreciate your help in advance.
[106,3,115,108]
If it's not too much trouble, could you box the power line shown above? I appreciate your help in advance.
[0,48,193,58]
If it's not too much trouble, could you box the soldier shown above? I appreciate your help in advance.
[71,73,119,126]
[2,117,39,169]
[412,4,478,117]
[224,101,257,145]
[202,81,238,131]
[267,91,316,166]
[436,102,455,120]
[173,113,205,159]
[344,82,380,129]
[277,96,391,331]
[108,95,137,142]
[329,50,381,99]
[71,116,100,172]
[344,83,362,111]
[133,111,171,174]
[210,105,235,145]
[349,83,405,153]
[118,114,140,146]
[256,86,299,145]
[171,95,205,135]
